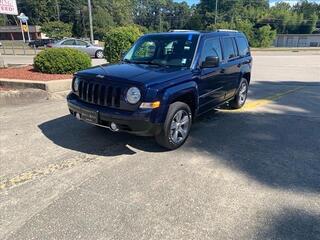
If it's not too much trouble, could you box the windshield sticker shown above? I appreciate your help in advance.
[181,58,187,64]
[188,34,193,41]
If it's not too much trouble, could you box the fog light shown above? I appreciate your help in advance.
[110,122,119,131]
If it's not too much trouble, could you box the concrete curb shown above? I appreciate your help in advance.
[0,78,72,93]
[0,88,49,105]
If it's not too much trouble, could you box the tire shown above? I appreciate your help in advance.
[155,102,192,150]
[95,50,104,59]
[230,78,249,109]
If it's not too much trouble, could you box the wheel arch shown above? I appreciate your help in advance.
[241,72,251,85]
[159,81,198,123]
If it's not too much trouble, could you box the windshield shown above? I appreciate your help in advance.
[124,34,199,67]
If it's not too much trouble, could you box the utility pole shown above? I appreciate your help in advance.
[159,10,162,32]
[87,0,94,43]
[55,0,60,21]
[215,0,218,25]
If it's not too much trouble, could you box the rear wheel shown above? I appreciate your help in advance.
[155,102,192,150]
[230,78,249,109]
[95,50,104,59]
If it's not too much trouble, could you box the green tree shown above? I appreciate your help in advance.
[299,13,318,34]
[103,25,143,63]
[17,0,55,24]
[206,20,254,44]
[41,21,72,39]
[252,25,276,48]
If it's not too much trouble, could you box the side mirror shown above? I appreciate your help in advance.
[86,44,91,48]
[201,56,219,68]
[120,51,127,59]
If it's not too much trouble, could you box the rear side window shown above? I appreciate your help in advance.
[76,40,88,46]
[221,37,237,60]
[200,38,222,65]
[62,40,75,45]
[236,37,250,57]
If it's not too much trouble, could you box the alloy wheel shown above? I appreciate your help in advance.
[239,82,248,105]
[169,110,190,144]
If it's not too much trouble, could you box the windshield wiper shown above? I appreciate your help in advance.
[123,59,133,63]
[132,61,165,67]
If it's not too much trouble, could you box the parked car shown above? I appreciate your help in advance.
[28,38,56,48]
[48,38,104,59]
[67,30,252,149]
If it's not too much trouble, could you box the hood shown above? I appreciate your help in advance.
[76,63,191,87]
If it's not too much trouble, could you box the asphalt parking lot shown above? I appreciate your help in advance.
[1,52,320,240]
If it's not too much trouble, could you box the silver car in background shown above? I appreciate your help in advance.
[48,38,104,59]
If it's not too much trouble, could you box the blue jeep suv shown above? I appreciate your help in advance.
[67,30,252,149]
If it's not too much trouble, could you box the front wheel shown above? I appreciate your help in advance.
[230,78,249,109]
[155,102,192,150]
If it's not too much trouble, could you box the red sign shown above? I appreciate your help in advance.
[0,0,18,15]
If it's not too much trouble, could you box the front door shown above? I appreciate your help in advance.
[198,37,226,114]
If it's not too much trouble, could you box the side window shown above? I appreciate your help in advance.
[62,40,75,45]
[235,37,250,57]
[76,40,88,46]
[221,37,237,60]
[200,38,222,65]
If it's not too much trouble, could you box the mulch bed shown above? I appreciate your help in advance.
[0,66,72,81]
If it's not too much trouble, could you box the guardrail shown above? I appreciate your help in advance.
[0,41,42,55]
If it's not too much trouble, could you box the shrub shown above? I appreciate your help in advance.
[34,48,91,74]
[252,25,277,48]
[103,25,143,63]
[41,21,72,39]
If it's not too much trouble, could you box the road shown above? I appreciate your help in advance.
[1,53,320,240]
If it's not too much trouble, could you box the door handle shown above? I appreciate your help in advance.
[220,68,225,73]
[237,63,241,68]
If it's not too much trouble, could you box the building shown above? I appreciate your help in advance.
[274,34,320,47]
[0,25,44,40]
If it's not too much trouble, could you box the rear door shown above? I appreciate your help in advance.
[59,39,76,49]
[220,37,241,99]
[75,40,91,55]
[198,37,225,113]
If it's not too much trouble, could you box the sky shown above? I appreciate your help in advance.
[174,0,320,6]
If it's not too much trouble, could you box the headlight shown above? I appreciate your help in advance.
[73,77,80,92]
[126,87,141,104]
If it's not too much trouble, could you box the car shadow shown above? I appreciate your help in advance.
[38,81,320,193]
[185,80,320,193]
[38,114,164,157]
[256,208,320,239]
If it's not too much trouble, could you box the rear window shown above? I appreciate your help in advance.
[221,37,237,60]
[235,37,250,57]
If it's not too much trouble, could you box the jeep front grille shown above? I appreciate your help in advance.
[78,79,122,108]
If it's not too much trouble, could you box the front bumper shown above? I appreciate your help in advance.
[67,93,162,136]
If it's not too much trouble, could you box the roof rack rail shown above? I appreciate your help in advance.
[216,29,239,32]
[168,29,197,32]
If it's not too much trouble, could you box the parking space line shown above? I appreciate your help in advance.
[240,87,304,111]
[0,154,98,191]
